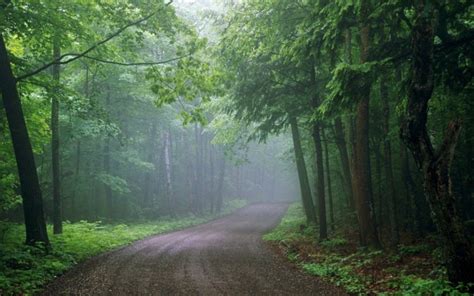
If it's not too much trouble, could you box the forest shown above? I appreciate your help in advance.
[0,0,473,295]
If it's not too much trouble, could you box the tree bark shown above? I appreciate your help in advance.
[194,123,203,214]
[209,144,215,214]
[401,0,474,284]
[164,130,174,216]
[310,62,327,239]
[51,37,62,234]
[216,152,226,213]
[399,140,423,236]
[289,116,317,225]
[313,122,327,239]
[373,143,384,231]
[381,77,399,247]
[333,118,354,209]
[353,0,381,248]
[103,93,113,220]
[0,33,49,245]
[323,129,335,231]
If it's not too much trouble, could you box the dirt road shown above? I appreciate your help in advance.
[41,203,346,295]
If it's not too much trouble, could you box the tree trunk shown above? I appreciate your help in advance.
[216,152,226,213]
[312,122,327,239]
[103,101,113,220]
[381,78,399,247]
[70,140,81,221]
[194,123,202,214]
[400,140,423,236]
[210,145,215,214]
[323,129,335,231]
[164,130,174,216]
[310,59,326,239]
[333,118,354,209]
[401,0,474,284]
[289,116,317,225]
[373,144,384,231]
[353,1,381,248]
[51,37,62,234]
[0,33,49,246]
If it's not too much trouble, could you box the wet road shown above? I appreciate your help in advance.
[41,203,346,295]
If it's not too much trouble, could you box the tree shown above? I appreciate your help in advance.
[0,34,50,245]
[400,0,474,284]
[351,0,381,249]
[51,37,62,234]
[290,116,318,225]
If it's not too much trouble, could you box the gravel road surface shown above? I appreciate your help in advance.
[41,203,347,295]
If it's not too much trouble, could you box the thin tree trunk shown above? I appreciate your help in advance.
[313,122,327,239]
[323,129,335,231]
[373,144,384,231]
[103,92,113,220]
[194,123,202,214]
[51,37,62,234]
[289,116,317,225]
[310,59,327,240]
[210,144,215,214]
[333,118,354,209]
[164,130,174,216]
[143,123,155,208]
[0,33,49,246]
[400,0,474,284]
[216,152,226,213]
[70,140,81,221]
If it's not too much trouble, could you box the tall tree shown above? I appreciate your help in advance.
[0,34,49,245]
[310,63,327,240]
[380,76,399,247]
[333,117,353,209]
[289,116,317,225]
[400,0,474,284]
[322,129,335,231]
[51,37,62,234]
[352,0,381,249]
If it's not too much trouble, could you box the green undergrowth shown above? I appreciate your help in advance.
[264,203,472,295]
[0,199,246,295]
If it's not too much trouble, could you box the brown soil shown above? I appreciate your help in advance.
[40,203,347,296]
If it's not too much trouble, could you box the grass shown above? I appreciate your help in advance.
[0,199,246,295]
[264,203,472,295]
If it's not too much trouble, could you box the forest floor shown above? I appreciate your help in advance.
[40,202,346,296]
[264,204,472,295]
[0,200,246,295]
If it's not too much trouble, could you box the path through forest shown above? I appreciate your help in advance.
[41,203,346,295]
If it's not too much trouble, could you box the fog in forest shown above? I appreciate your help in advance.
[1,0,473,294]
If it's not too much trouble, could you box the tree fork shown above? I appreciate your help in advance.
[401,0,474,284]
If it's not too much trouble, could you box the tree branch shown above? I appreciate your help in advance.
[74,53,190,66]
[436,119,462,166]
[16,1,173,82]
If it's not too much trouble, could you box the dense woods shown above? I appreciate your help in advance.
[0,0,473,294]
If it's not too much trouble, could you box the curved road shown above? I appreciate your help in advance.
[42,203,346,295]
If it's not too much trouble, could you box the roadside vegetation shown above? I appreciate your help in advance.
[0,200,245,295]
[264,204,473,295]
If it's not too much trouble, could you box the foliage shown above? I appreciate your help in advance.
[384,276,472,296]
[264,203,472,295]
[303,262,366,294]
